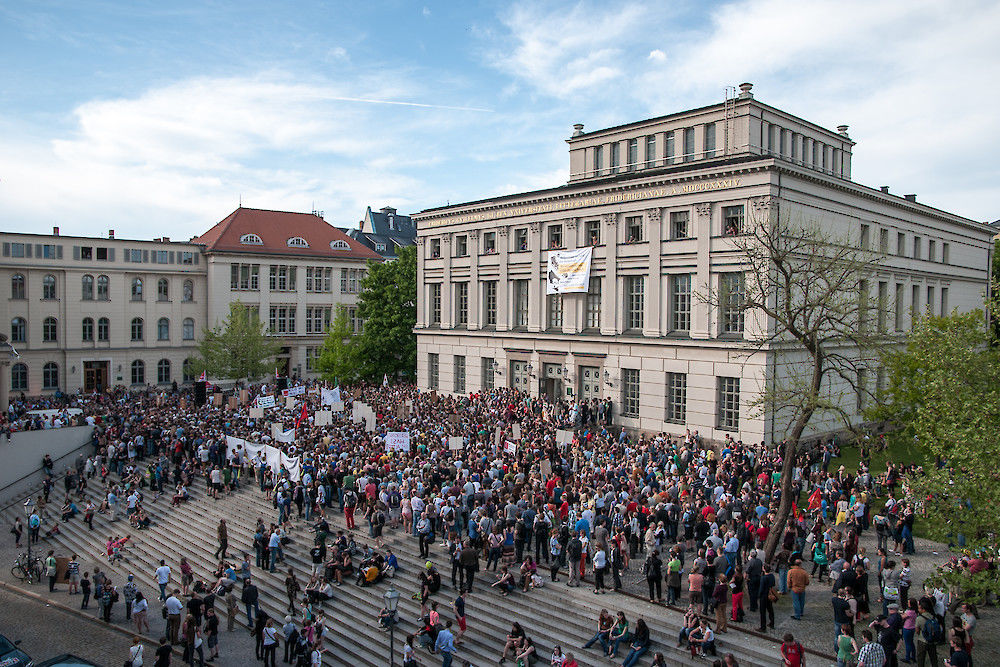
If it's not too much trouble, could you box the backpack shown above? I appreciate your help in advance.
[921,614,945,645]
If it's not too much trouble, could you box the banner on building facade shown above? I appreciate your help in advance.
[545,246,593,295]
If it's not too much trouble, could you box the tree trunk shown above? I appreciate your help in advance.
[762,412,810,564]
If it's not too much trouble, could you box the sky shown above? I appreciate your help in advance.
[1,0,997,240]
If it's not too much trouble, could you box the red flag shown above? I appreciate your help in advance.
[197,370,207,382]
[295,401,309,429]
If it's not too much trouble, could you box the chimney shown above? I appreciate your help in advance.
[904,194,917,202]
[837,125,850,137]
[108,229,115,239]
[52,226,59,236]
[380,206,397,215]
[879,186,890,194]
[738,82,754,100]
[571,123,585,137]
[162,236,170,242]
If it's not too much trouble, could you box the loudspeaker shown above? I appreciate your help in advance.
[194,381,207,406]
[276,377,288,391]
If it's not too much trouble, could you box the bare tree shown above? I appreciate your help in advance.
[702,204,885,562]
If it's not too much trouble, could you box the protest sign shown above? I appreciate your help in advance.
[255,395,276,409]
[385,431,411,452]
[556,429,574,445]
[448,436,464,451]
[314,410,332,426]
[249,407,264,419]
[511,423,521,440]
[504,441,517,454]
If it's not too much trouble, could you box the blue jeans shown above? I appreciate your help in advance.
[902,627,915,661]
[610,633,631,657]
[622,644,648,667]
[902,525,914,553]
[583,631,609,652]
[440,652,452,667]
[245,601,258,625]
[791,591,805,618]
[777,567,788,593]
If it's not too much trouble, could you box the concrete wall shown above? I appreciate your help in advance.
[0,425,95,506]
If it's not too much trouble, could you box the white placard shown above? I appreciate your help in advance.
[314,410,332,426]
[321,387,342,406]
[249,407,264,419]
[504,441,517,454]
[448,436,464,451]
[545,246,593,295]
[274,428,295,443]
[330,401,344,412]
[385,431,411,451]
[556,429,575,444]
[282,385,305,397]
[255,395,276,409]
[511,423,521,440]
[285,396,296,410]
[365,414,375,432]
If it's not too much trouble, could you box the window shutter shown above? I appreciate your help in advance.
[57,245,63,259]
[150,253,157,264]
[169,251,175,263]
[25,245,32,258]
[35,244,42,257]
[193,253,199,265]
[73,246,80,260]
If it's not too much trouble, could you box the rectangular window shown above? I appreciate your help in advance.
[428,353,439,390]
[627,138,638,171]
[347,306,363,334]
[593,144,603,176]
[513,280,529,328]
[669,274,692,332]
[430,283,442,325]
[666,372,687,424]
[858,279,869,332]
[547,294,563,330]
[455,282,469,326]
[483,281,497,326]
[40,244,57,258]
[340,268,348,293]
[610,142,620,171]
[305,267,333,292]
[80,246,93,260]
[483,232,497,254]
[304,347,319,372]
[624,216,643,243]
[645,134,656,167]
[894,283,905,331]
[305,306,332,334]
[180,251,194,265]
[896,232,905,256]
[670,211,689,239]
[230,263,260,290]
[96,247,109,260]
[717,376,740,430]
[548,224,563,249]
[926,286,934,314]
[722,205,744,236]
[913,236,921,259]
[911,285,920,324]
[683,127,695,162]
[339,268,363,294]
[665,131,675,165]
[268,265,296,291]
[703,123,716,158]
[879,229,889,254]
[860,224,870,250]
[720,273,745,334]
[455,235,468,257]
[622,369,640,417]
[927,240,936,262]
[625,276,644,330]
[268,306,296,334]
[514,228,528,251]
[585,220,601,246]
[454,356,466,393]
[155,250,169,263]
[430,238,441,258]
[481,357,495,390]
[585,277,601,329]
[877,282,888,333]
[127,249,142,262]
[942,242,950,264]
[941,287,949,316]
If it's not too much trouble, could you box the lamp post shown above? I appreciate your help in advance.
[23,499,32,561]
[384,585,400,667]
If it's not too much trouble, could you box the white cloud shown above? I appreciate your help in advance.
[422,6,431,17]
[647,49,666,63]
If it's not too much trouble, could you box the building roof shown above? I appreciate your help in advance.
[194,207,382,260]
[362,206,416,238]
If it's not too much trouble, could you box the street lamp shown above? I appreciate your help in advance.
[23,498,33,561]
[384,585,400,667]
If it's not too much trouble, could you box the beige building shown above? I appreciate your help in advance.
[1,208,382,398]
[413,83,994,442]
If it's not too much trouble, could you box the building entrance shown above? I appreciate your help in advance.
[83,361,109,393]
[542,363,563,402]
[579,366,602,402]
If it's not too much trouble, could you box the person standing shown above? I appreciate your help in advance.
[434,620,456,667]
[787,558,810,620]
[123,575,138,620]
[45,550,58,592]
[858,629,886,667]
[134,591,150,634]
[746,551,763,613]
[154,560,171,601]
[127,636,144,667]
[154,637,172,667]
[757,564,776,633]
[204,607,220,662]
[261,618,279,667]
[214,520,228,560]
[165,589,184,644]
[915,599,940,667]
[567,532,582,588]
[241,578,260,628]
[453,589,467,645]
[713,574,729,633]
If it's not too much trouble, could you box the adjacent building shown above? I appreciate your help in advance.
[1,208,381,396]
[346,206,417,260]
[412,83,994,442]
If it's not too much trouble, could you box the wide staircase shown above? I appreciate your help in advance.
[5,473,779,666]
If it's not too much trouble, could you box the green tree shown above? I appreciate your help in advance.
[315,305,361,383]
[871,310,1000,600]
[190,302,281,381]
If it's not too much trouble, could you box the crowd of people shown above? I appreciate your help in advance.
[5,380,992,667]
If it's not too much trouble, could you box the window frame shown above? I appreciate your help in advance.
[131,317,144,342]
[42,362,59,390]
[11,274,25,300]
[131,360,145,386]
[717,376,741,430]
[665,372,687,424]
[157,359,171,384]
[622,368,640,417]
[624,276,644,331]
[669,274,692,332]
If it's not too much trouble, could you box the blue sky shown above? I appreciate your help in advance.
[1,0,997,239]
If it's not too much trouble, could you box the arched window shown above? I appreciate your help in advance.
[82,317,94,342]
[157,359,171,384]
[81,275,94,300]
[182,358,195,383]
[329,240,350,250]
[11,317,26,343]
[157,278,169,301]
[131,360,145,385]
[11,274,25,300]
[42,362,59,390]
[157,317,170,341]
[97,317,110,342]
[131,317,144,341]
[240,233,263,245]
[97,275,110,300]
[11,363,27,391]
[42,274,56,300]
[183,318,195,340]
[131,278,143,300]
[286,236,309,248]
[42,317,57,342]
[182,279,194,302]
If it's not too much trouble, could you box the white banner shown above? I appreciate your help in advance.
[556,429,575,444]
[282,385,305,397]
[330,401,344,412]
[545,246,593,295]
[385,431,411,452]
[511,423,521,440]
[255,395,276,409]
[321,387,342,406]
[364,414,375,432]
[274,428,295,443]
[314,410,332,426]
[448,436,464,451]
[226,435,301,481]
[505,441,517,454]
[249,407,264,419]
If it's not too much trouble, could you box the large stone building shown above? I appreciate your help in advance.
[1,208,381,397]
[412,83,994,442]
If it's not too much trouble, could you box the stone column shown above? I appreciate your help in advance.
[468,230,480,329]
[692,203,713,339]
[600,213,619,335]
[528,222,542,333]
[497,227,510,332]
[564,218,579,334]
[643,207,663,337]
[441,235,453,328]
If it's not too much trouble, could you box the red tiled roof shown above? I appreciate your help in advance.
[194,208,382,261]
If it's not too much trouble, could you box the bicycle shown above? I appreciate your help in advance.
[11,552,43,584]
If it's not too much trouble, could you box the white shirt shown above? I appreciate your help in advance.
[129,644,143,667]
[155,565,171,584]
